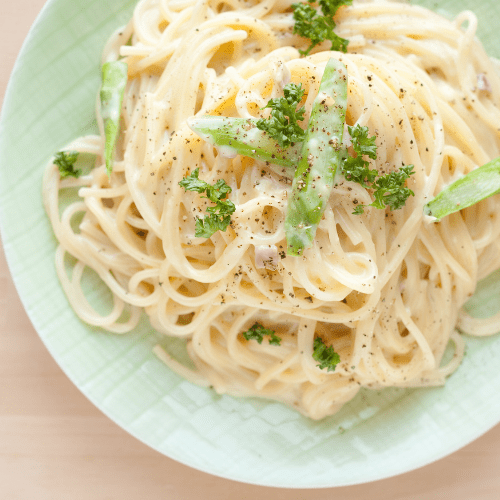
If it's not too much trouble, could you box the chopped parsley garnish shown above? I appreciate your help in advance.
[312,336,340,372]
[349,124,378,162]
[424,156,500,221]
[256,83,306,148]
[342,125,415,214]
[53,151,81,178]
[343,125,378,188]
[242,323,282,346]
[367,164,416,212]
[179,168,236,238]
[292,0,352,56]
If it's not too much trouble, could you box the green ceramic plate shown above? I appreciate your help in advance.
[1,0,500,488]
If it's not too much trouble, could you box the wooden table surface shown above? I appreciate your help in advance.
[1,1,500,498]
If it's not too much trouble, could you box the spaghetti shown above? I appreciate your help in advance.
[43,0,500,419]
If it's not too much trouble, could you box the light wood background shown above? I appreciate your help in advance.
[1,1,500,498]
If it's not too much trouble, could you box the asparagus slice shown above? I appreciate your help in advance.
[187,116,301,173]
[424,157,500,221]
[100,61,128,175]
[284,58,348,256]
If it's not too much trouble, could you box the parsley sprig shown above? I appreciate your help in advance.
[367,165,416,212]
[256,83,306,148]
[292,0,352,56]
[54,151,81,178]
[179,168,236,238]
[242,323,282,346]
[342,125,415,214]
[343,125,378,188]
[312,337,340,372]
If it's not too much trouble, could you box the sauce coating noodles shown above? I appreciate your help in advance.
[43,0,500,419]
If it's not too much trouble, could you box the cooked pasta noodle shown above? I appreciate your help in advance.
[43,0,500,419]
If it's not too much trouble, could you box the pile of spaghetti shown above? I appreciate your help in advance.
[43,0,500,419]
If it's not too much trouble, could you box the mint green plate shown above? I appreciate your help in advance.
[1,0,500,488]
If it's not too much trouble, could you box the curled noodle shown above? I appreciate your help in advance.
[43,0,500,419]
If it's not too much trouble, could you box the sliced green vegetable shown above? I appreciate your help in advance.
[292,0,352,56]
[242,323,282,345]
[424,156,500,221]
[100,61,128,175]
[187,116,301,171]
[256,82,306,148]
[188,82,306,166]
[312,337,340,372]
[179,168,236,238]
[284,58,348,256]
[53,151,81,178]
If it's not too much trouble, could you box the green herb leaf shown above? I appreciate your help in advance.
[178,168,209,193]
[354,165,415,214]
[352,204,365,215]
[341,125,415,214]
[179,168,236,238]
[53,151,81,178]
[194,211,232,239]
[256,83,306,148]
[312,337,340,371]
[370,165,415,211]
[342,125,378,188]
[342,156,378,189]
[292,0,351,56]
[349,124,377,160]
[292,3,337,56]
[242,323,282,345]
[318,0,352,16]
